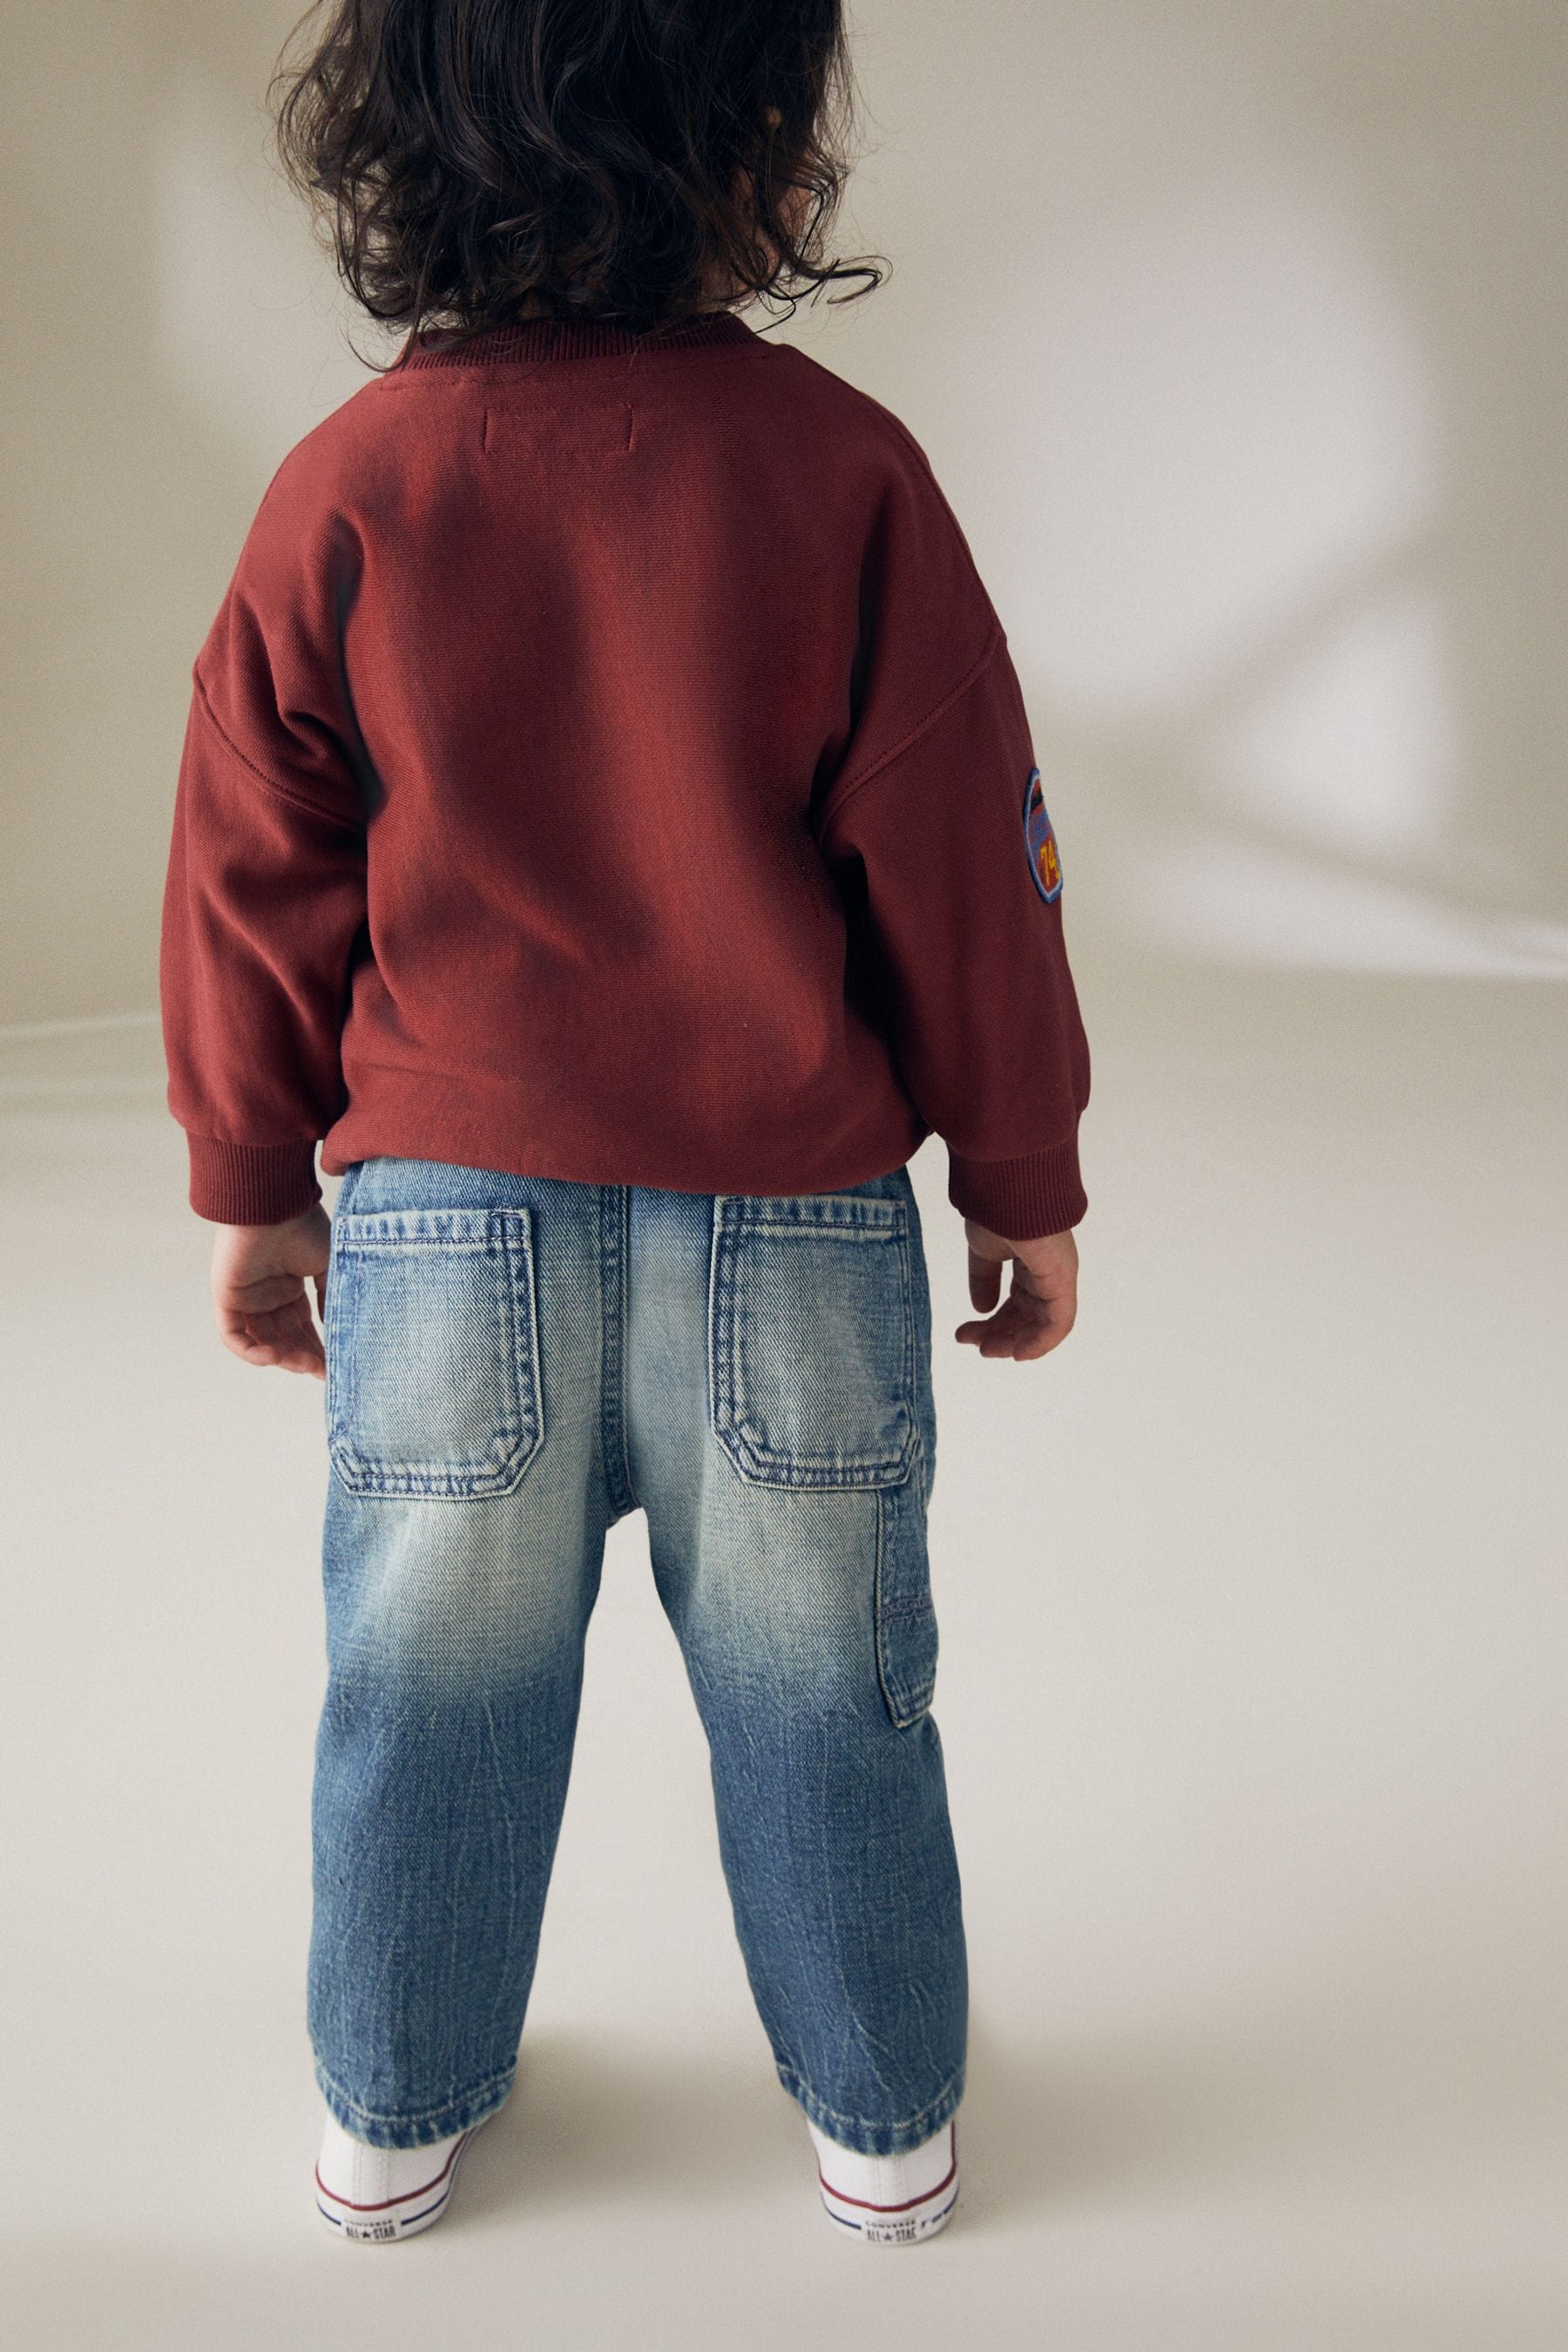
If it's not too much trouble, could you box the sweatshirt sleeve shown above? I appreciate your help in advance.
[814,624,1092,1240]
[159,480,369,1226]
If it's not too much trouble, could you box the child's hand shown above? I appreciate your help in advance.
[955,1220,1078,1362]
[210,1206,332,1380]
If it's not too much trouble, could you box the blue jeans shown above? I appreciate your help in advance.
[310,1154,967,2157]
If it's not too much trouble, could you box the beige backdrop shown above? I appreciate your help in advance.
[3,0,1567,1024]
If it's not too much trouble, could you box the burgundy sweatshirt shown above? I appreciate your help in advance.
[159,309,1091,1237]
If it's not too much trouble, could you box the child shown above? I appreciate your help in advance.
[159,0,1090,2248]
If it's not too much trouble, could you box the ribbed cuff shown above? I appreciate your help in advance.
[946,1138,1086,1240]
[187,1135,322,1226]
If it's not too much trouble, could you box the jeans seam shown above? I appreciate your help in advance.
[775,2058,965,2142]
[314,2052,517,2132]
[599,1183,639,1517]
[619,1185,640,1508]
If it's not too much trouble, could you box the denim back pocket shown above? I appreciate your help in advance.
[708,1193,918,1490]
[326,1205,543,1499]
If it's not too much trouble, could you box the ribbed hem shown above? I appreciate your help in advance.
[187,1135,321,1226]
[398,310,759,369]
[946,1139,1086,1240]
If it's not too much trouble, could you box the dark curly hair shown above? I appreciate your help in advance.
[269,0,887,363]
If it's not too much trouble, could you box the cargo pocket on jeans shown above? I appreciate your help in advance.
[325,1206,543,1499]
[875,1470,939,1727]
[707,1193,919,1490]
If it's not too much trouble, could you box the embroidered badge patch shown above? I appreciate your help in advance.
[1022,766,1062,902]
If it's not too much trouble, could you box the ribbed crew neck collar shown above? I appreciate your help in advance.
[399,310,760,369]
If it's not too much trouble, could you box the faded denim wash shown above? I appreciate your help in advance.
[310,1154,967,2157]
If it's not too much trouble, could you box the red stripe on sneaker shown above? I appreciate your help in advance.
[315,2127,470,2212]
[818,2120,956,2213]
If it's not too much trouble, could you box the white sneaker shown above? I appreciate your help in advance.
[314,2106,487,2242]
[807,2112,959,2243]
